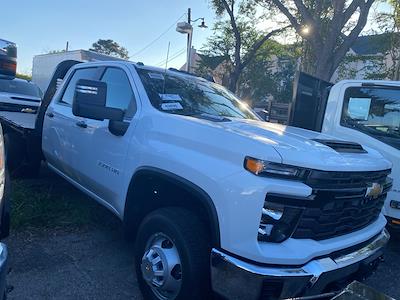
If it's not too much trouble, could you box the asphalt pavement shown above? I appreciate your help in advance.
[5,225,400,299]
[5,168,400,299]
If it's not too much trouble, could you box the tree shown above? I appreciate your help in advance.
[261,0,376,81]
[16,73,32,81]
[209,0,289,92]
[375,0,400,80]
[238,41,300,105]
[89,39,129,59]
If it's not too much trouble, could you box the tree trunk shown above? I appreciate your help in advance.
[229,68,241,92]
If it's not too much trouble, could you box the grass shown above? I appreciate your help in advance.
[10,169,120,231]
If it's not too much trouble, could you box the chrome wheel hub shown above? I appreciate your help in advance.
[141,233,182,299]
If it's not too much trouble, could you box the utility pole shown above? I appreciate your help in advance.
[176,8,207,73]
[186,8,193,73]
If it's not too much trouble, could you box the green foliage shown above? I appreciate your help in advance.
[336,54,389,81]
[11,176,118,230]
[262,0,377,80]
[89,39,129,59]
[16,73,32,81]
[239,42,300,105]
[374,0,400,80]
[200,18,259,67]
[199,12,298,105]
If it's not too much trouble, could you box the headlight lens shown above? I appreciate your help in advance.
[244,157,308,179]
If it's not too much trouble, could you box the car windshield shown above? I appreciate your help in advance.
[341,86,400,149]
[0,79,42,98]
[137,68,259,120]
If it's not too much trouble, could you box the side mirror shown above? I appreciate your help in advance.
[72,79,124,121]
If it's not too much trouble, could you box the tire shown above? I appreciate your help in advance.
[134,207,211,300]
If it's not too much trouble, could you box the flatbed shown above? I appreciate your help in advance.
[0,111,37,131]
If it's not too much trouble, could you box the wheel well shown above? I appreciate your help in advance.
[124,168,220,247]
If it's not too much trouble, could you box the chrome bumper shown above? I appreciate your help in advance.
[211,229,390,299]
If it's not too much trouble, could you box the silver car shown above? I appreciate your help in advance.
[0,77,42,114]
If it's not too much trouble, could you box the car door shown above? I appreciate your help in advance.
[70,66,138,213]
[42,67,100,178]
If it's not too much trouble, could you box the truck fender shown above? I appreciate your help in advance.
[124,167,221,247]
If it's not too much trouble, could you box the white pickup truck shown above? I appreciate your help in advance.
[1,60,393,299]
[290,72,400,231]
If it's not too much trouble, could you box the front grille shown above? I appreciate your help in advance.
[0,102,38,113]
[292,190,387,240]
[305,169,391,190]
[264,169,392,241]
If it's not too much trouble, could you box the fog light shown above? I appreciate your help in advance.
[390,200,400,210]
[258,201,303,243]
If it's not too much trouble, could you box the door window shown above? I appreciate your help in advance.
[101,68,136,117]
[341,86,400,149]
[60,68,98,105]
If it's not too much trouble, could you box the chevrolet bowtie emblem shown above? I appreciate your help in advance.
[365,183,383,199]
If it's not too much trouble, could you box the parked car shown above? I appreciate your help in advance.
[0,77,42,114]
[290,72,400,232]
[0,39,16,78]
[0,60,393,299]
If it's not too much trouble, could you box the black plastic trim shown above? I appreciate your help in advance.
[127,167,221,247]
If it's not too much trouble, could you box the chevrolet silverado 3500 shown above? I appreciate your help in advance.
[0,60,393,299]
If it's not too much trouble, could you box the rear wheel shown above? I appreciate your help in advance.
[134,207,211,300]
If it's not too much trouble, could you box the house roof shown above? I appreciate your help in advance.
[351,33,394,55]
[197,54,229,69]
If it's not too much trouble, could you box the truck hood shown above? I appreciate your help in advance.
[212,118,391,172]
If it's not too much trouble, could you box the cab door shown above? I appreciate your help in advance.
[69,66,139,214]
[42,67,101,179]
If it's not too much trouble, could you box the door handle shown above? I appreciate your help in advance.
[76,121,88,128]
[46,112,54,118]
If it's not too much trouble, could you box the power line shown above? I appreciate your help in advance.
[155,48,185,66]
[130,13,186,58]
[155,48,186,67]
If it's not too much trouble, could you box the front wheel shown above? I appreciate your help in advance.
[134,208,211,300]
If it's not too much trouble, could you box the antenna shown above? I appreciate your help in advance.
[162,42,171,95]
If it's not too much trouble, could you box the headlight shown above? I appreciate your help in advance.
[244,156,308,179]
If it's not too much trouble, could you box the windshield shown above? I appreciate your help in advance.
[0,79,42,98]
[341,86,400,150]
[137,68,259,120]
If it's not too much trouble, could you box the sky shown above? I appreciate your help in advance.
[3,0,216,74]
[2,0,392,75]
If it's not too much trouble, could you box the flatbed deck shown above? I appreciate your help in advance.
[0,111,37,131]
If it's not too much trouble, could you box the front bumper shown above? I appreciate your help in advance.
[386,216,400,232]
[211,229,389,299]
